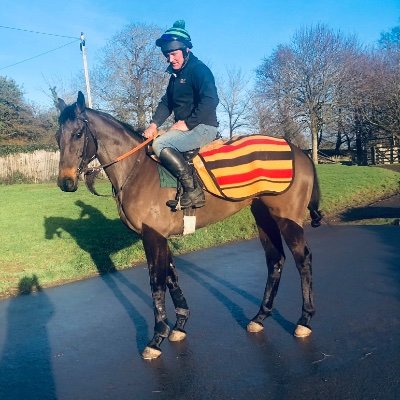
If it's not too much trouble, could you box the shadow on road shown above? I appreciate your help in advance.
[178,258,296,334]
[364,225,400,301]
[340,206,400,222]
[0,275,55,400]
[44,200,152,352]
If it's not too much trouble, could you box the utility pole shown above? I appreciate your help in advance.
[80,32,93,108]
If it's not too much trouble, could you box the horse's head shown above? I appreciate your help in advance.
[56,91,97,192]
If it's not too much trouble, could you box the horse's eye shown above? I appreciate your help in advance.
[74,129,83,139]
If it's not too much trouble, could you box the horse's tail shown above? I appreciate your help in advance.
[307,159,323,228]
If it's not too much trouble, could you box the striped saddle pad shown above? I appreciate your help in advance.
[193,135,294,200]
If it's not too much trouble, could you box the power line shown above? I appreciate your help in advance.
[0,39,80,71]
[0,24,79,39]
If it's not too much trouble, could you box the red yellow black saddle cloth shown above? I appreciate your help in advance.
[193,135,294,200]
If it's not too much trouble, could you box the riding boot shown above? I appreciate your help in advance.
[159,148,205,209]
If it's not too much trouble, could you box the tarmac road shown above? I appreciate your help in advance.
[0,223,399,399]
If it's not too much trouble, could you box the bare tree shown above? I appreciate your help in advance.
[255,25,360,163]
[217,67,252,138]
[344,26,400,163]
[91,23,168,130]
[253,45,306,144]
[361,28,400,140]
[42,73,81,108]
[379,24,400,51]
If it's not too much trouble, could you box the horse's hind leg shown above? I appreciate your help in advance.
[166,251,190,342]
[247,200,286,333]
[279,220,315,337]
[141,225,171,360]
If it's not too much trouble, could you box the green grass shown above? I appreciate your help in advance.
[316,164,400,214]
[0,164,399,298]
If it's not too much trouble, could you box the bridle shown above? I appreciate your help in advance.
[60,111,156,196]
[73,113,155,175]
[75,115,98,176]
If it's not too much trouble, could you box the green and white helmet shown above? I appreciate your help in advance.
[156,20,193,54]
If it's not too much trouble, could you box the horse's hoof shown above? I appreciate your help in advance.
[294,325,312,338]
[142,346,162,360]
[169,329,187,342]
[247,321,264,333]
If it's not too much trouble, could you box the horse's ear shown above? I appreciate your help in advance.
[76,91,86,113]
[57,98,67,112]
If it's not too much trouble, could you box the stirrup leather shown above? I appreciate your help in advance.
[166,186,182,210]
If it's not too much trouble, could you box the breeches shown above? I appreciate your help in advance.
[152,124,218,157]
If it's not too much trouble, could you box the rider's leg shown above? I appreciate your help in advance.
[158,147,205,208]
[152,124,217,208]
[152,124,218,156]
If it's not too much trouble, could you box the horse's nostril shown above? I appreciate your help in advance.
[58,177,77,192]
[66,178,77,192]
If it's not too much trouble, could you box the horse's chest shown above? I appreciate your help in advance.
[118,196,180,236]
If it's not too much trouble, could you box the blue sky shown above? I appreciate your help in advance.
[1,0,399,108]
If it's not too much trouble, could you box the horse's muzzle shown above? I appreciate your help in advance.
[58,176,78,192]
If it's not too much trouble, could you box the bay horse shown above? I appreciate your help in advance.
[56,92,322,360]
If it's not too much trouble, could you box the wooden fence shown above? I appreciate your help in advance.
[0,151,105,183]
[0,151,60,182]
[371,145,400,165]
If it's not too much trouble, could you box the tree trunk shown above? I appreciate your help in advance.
[355,131,364,165]
[136,96,147,131]
[311,112,319,164]
[335,132,342,152]
[354,111,364,165]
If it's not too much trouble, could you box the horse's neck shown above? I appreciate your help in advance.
[87,111,150,189]
[87,111,140,157]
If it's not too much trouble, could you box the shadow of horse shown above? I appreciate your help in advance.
[177,258,296,334]
[44,200,139,274]
[43,200,153,352]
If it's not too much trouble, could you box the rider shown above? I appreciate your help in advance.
[143,20,219,209]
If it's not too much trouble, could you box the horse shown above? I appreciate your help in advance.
[56,91,322,360]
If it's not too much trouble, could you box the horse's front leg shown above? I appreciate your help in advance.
[141,225,171,360]
[166,251,190,342]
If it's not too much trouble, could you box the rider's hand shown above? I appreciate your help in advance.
[170,120,189,131]
[143,123,158,139]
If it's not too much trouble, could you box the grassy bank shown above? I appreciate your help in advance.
[0,164,399,298]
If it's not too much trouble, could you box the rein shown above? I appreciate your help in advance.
[75,114,157,197]
[84,136,155,173]
[77,115,157,174]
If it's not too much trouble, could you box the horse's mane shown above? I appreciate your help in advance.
[94,109,145,142]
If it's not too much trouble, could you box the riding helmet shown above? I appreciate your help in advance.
[156,20,193,55]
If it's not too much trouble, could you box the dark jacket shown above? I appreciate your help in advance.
[152,53,219,130]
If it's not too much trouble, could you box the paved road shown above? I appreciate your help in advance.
[0,224,399,400]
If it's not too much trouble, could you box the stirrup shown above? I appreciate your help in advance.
[166,187,205,210]
[166,198,179,209]
[166,183,182,209]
